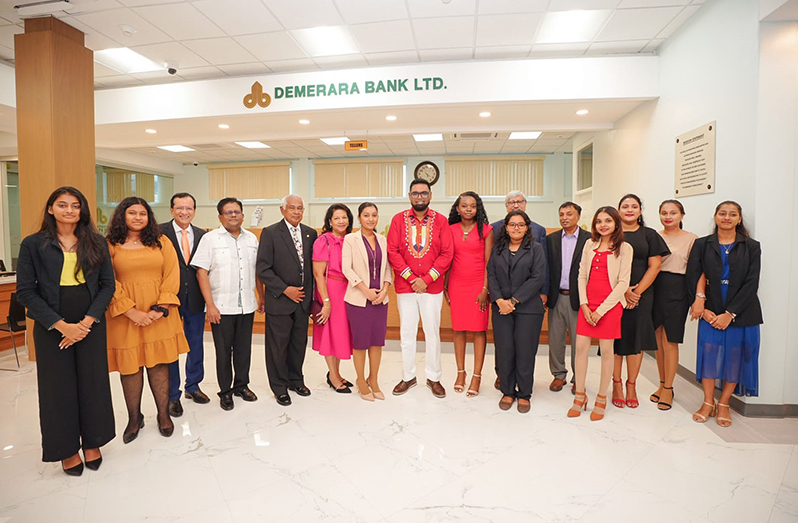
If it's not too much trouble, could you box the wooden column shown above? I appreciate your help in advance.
[14,16,96,360]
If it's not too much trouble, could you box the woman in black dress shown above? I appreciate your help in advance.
[612,194,670,409]
[16,187,116,476]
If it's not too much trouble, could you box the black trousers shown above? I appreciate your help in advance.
[492,308,544,400]
[210,313,254,396]
[265,309,308,396]
[33,285,115,462]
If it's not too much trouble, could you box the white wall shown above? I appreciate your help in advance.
[174,153,574,233]
[574,0,797,406]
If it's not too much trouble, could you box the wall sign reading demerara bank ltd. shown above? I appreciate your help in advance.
[243,77,447,109]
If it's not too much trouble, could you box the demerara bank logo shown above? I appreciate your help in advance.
[243,81,271,109]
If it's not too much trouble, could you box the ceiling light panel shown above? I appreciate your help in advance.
[158,145,195,152]
[235,141,271,148]
[413,134,443,142]
[320,137,350,145]
[509,132,543,140]
[535,10,612,44]
[290,26,360,57]
[94,48,162,74]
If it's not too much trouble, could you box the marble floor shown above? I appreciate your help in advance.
[0,336,796,523]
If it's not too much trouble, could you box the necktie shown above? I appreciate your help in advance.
[180,229,191,264]
[290,226,304,279]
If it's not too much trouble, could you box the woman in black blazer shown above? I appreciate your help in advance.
[686,201,762,428]
[16,187,116,476]
[487,210,547,413]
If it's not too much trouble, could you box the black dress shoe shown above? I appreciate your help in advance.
[220,393,234,411]
[185,388,211,404]
[275,393,292,406]
[233,387,258,402]
[168,399,183,417]
[288,384,311,397]
[62,461,84,477]
[123,413,145,444]
[85,457,103,471]
[326,372,351,394]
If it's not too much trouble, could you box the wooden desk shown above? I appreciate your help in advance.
[0,278,26,353]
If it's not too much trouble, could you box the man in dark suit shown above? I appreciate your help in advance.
[546,201,591,394]
[159,193,209,417]
[256,194,317,406]
[490,190,549,390]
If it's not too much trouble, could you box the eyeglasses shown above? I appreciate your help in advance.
[410,191,430,199]
[223,210,242,217]
[507,199,526,206]
[507,223,528,229]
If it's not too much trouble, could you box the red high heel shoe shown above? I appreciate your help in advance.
[625,380,639,408]
[612,379,624,408]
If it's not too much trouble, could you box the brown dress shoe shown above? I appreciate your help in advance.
[517,399,531,413]
[392,377,417,396]
[499,396,514,410]
[494,377,501,390]
[426,379,446,398]
[550,378,566,392]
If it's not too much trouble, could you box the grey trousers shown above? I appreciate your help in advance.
[548,295,579,382]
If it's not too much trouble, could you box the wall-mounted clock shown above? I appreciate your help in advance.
[414,161,440,186]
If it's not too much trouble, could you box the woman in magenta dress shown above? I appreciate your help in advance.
[445,192,493,397]
[568,207,633,421]
[313,204,354,394]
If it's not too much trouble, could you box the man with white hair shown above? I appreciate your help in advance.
[257,194,317,406]
[490,190,549,390]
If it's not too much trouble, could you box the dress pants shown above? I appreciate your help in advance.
[33,285,115,462]
[492,307,544,400]
[169,305,206,400]
[210,313,254,397]
[265,309,308,396]
[396,292,443,382]
[548,296,579,383]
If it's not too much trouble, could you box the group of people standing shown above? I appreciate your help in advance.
[15,181,762,478]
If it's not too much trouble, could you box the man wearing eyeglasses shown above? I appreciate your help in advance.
[490,190,549,390]
[387,178,454,398]
[192,197,265,411]
[159,193,208,418]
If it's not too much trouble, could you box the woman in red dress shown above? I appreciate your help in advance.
[445,192,493,397]
[568,207,633,421]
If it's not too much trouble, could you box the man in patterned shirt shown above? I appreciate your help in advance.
[387,179,454,398]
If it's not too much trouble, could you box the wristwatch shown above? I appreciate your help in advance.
[725,310,736,322]
[509,297,520,307]
[696,292,706,299]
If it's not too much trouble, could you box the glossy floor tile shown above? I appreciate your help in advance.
[0,337,795,522]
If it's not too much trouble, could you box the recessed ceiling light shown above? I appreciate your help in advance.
[413,133,443,142]
[235,141,271,149]
[479,111,491,118]
[320,137,350,146]
[576,109,589,115]
[509,131,542,140]
[385,115,397,121]
[299,119,310,125]
[145,129,157,134]
[94,48,161,74]
[290,26,359,57]
[536,10,611,44]
[218,124,230,129]
[158,145,194,152]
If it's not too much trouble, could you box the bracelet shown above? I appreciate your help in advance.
[150,304,170,317]
[696,292,706,299]
[725,310,736,322]
[482,286,489,292]
[323,298,330,302]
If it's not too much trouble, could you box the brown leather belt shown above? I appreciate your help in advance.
[559,289,570,295]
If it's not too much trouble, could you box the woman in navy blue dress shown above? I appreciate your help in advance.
[687,201,762,427]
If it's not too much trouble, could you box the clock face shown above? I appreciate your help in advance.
[414,161,439,185]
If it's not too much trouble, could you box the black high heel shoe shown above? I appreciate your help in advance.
[326,372,352,394]
[62,460,84,477]
[123,413,145,444]
[84,450,103,471]
[158,417,174,437]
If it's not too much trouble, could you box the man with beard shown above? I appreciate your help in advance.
[387,179,453,398]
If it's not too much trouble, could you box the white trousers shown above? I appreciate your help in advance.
[396,292,444,382]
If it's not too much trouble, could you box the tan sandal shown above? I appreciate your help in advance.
[716,403,732,427]
[466,374,481,397]
[453,369,466,393]
[692,401,716,423]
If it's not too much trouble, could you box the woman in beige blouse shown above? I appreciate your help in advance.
[650,200,698,410]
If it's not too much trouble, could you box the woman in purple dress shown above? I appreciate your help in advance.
[342,202,392,401]
[313,204,355,394]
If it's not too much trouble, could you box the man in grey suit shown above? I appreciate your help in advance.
[546,202,591,394]
[256,195,317,406]
[490,190,549,390]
